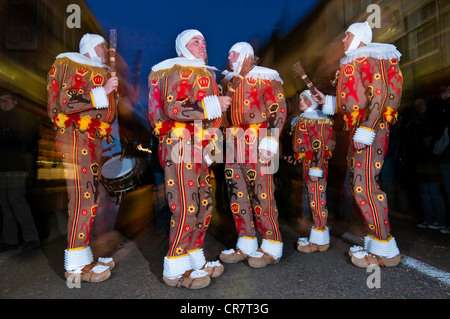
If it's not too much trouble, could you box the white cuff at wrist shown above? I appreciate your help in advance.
[259,137,279,154]
[90,86,109,109]
[309,167,323,177]
[322,95,336,115]
[353,127,376,145]
[203,153,213,166]
[202,95,221,120]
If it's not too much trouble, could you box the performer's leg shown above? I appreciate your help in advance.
[247,160,283,268]
[219,161,258,263]
[349,125,401,267]
[297,164,330,253]
[58,129,111,283]
[162,137,210,288]
[187,163,223,278]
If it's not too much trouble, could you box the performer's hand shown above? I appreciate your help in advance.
[311,89,326,104]
[309,176,319,182]
[104,76,119,94]
[353,140,367,150]
[219,96,232,112]
[260,149,273,160]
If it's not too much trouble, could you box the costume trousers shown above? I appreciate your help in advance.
[224,152,281,242]
[161,135,213,258]
[348,122,391,240]
[56,127,103,250]
[303,165,329,230]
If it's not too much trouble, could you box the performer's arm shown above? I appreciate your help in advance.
[353,58,386,147]
[56,60,116,114]
[311,89,337,116]
[259,79,287,156]
[164,72,229,122]
[308,124,325,180]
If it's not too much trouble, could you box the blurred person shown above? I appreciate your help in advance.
[0,91,40,252]
[148,29,230,289]
[432,83,450,234]
[292,90,335,253]
[403,98,446,230]
[313,21,403,268]
[218,42,287,268]
[47,33,118,283]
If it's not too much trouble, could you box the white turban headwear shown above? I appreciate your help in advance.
[345,21,372,53]
[229,42,254,74]
[300,90,318,112]
[79,33,106,64]
[175,29,204,60]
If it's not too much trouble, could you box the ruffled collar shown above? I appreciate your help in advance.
[151,57,218,73]
[55,52,106,68]
[340,43,402,65]
[300,109,330,120]
[222,66,283,84]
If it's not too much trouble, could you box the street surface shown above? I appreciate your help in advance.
[0,178,449,313]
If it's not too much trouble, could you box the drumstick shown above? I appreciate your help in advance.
[109,29,117,77]
[109,29,119,98]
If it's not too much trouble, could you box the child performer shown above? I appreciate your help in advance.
[292,90,335,253]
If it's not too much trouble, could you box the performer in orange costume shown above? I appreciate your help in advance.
[314,22,403,267]
[292,90,335,253]
[148,29,231,289]
[47,34,117,283]
[219,42,287,268]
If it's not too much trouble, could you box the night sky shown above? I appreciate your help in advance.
[86,0,318,104]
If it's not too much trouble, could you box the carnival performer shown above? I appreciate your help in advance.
[148,29,231,289]
[218,42,287,268]
[47,33,117,283]
[313,22,403,267]
[292,90,335,253]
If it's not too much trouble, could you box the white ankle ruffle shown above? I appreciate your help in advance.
[64,246,94,273]
[163,255,191,280]
[260,239,283,260]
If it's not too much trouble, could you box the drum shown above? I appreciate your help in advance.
[100,153,144,197]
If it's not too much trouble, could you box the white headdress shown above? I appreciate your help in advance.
[175,29,204,60]
[229,42,254,74]
[340,21,402,65]
[79,33,106,64]
[345,21,372,54]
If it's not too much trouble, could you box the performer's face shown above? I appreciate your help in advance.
[186,35,207,60]
[299,94,312,111]
[342,32,355,51]
[228,51,240,67]
[94,42,108,64]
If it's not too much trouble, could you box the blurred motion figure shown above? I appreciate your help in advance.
[0,91,40,252]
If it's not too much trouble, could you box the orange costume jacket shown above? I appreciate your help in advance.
[47,53,116,140]
[323,44,403,144]
[292,114,335,179]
